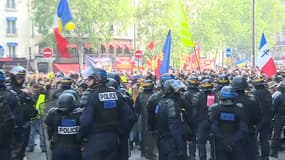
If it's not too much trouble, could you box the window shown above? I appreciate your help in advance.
[6,17,17,35]
[6,0,15,9]
[101,45,106,54]
[116,47,122,54]
[109,46,114,54]
[7,42,17,57]
[124,48,130,54]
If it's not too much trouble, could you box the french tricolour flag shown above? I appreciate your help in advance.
[256,33,277,78]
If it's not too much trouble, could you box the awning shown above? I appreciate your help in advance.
[53,63,84,73]
[0,58,13,62]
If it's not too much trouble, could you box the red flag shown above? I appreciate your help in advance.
[148,41,155,50]
[54,28,71,58]
[154,56,162,79]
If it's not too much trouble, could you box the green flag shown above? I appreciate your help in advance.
[176,0,195,47]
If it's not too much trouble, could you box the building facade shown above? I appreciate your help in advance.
[0,0,39,58]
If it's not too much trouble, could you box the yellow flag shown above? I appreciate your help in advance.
[176,0,195,47]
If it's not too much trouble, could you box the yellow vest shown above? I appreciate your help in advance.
[35,94,46,119]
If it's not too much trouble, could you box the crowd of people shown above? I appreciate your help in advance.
[0,65,285,160]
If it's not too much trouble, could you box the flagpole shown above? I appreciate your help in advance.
[75,28,84,76]
[252,0,256,70]
[193,46,201,74]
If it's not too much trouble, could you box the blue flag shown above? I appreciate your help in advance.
[160,30,172,74]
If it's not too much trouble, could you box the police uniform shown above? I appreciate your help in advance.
[271,82,285,158]
[251,83,272,160]
[232,76,261,160]
[192,79,217,160]
[79,67,133,160]
[156,79,187,160]
[45,107,82,160]
[6,66,38,160]
[0,77,15,160]
[134,80,156,159]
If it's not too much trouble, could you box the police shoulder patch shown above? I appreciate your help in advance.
[98,92,118,101]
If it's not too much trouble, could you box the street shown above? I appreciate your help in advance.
[25,135,285,160]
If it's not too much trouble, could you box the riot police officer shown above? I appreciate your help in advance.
[215,74,230,95]
[45,92,82,160]
[211,86,248,160]
[78,67,133,160]
[106,77,136,160]
[51,77,79,101]
[231,76,261,160]
[270,81,285,158]
[107,72,134,107]
[135,79,156,159]
[182,75,200,160]
[6,66,38,160]
[0,71,15,160]
[147,73,175,133]
[192,78,216,160]
[156,79,187,160]
[251,76,272,160]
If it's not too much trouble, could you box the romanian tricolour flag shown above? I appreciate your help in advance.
[256,33,277,78]
[54,0,75,58]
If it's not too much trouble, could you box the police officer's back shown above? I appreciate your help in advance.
[78,67,133,160]
[45,92,82,160]
[147,73,175,132]
[156,79,187,160]
[231,76,261,160]
[0,71,15,160]
[211,86,248,160]
[251,76,272,160]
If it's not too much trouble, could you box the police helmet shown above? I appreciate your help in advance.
[217,74,230,85]
[200,78,214,91]
[274,75,283,83]
[277,81,285,92]
[56,92,77,112]
[56,71,64,78]
[187,75,200,88]
[0,71,5,83]
[83,66,107,83]
[60,77,73,89]
[163,79,184,95]
[231,76,248,91]
[252,75,265,86]
[79,81,88,90]
[220,86,237,106]
[10,66,26,79]
[106,78,119,89]
[141,79,154,90]
[158,73,175,88]
[107,72,121,85]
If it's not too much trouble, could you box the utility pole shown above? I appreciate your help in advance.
[75,29,84,75]
[252,0,256,70]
